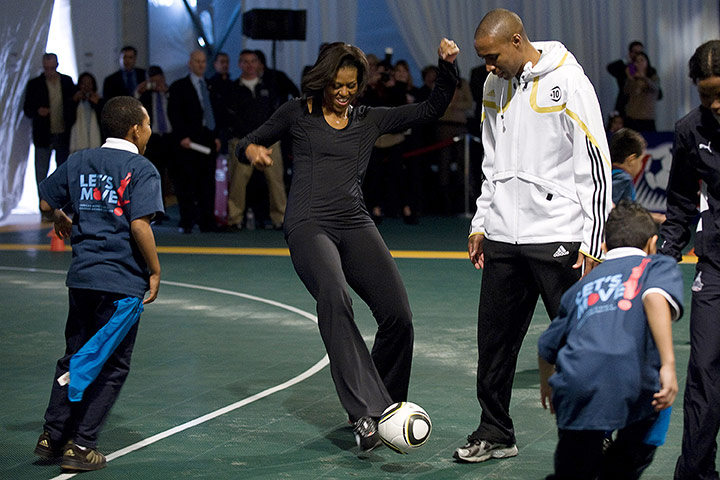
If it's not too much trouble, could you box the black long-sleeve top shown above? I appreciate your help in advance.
[236,59,458,236]
[659,106,720,269]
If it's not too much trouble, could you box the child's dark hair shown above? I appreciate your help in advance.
[101,96,145,140]
[610,128,646,165]
[689,40,720,83]
[605,200,657,250]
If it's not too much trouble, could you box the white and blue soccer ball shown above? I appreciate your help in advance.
[378,402,432,454]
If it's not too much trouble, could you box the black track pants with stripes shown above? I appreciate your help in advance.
[469,239,581,445]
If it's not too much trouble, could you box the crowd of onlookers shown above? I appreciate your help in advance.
[23,40,661,231]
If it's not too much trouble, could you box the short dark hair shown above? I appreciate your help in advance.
[301,42,369,97]
[605,200,657,250]
[77,72,98,92]
[120,45,138,55]
[688,40,720,82]
[239,49,258,59]
[610,128,646,165]
[43,52,58,62]
[421,65,439,81]
[628,41,644,51]
[101,96,145,139]
[148,65,164,77]
[254,49,267,66]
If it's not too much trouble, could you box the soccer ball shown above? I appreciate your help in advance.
[378,402,432,454]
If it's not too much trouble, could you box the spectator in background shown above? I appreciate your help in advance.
[607,110,625,134]
[69,72,103,153]
[623,52,660,132]
[359,57,408,223]
[610,128,646,205]
[436,71,472,214]
[226,50,287,231]
[207,52,235,154]
[607,41,645,119]
[167,49,220,233]
[416,65,439,102]
[254,49,300,102]
[138,65,173,222]
[393,59,424,224]
[103,46,146,100]
[23,53,76,200]
[469,62,489,123]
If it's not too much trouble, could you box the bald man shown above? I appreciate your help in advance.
[456,9,611,463]
[167,50,221,233]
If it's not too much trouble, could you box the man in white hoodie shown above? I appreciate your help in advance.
[455,9,612,463]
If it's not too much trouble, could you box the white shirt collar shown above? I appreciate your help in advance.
[101,137,139,154]
[605,247,648,260]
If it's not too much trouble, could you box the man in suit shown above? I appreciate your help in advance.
[103,46,146,100]
[207,52,234,155]
[167,49,220,233]
[138,65,173,222]
[23,53,76,194]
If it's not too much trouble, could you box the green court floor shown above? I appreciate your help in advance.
[0,214,695,479]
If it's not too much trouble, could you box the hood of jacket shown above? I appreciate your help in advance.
[517,41,583,84]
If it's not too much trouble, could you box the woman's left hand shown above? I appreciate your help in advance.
[438,38,460,63]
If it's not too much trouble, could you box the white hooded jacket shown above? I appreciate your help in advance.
[470,41,611,261]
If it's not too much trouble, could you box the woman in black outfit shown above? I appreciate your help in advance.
[236,38,459,451]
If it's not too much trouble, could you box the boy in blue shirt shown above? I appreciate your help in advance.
[33,96,163,472]
[610,128,646,205]
[539,200,683,479]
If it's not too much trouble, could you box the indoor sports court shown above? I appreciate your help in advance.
[0,213,696,479]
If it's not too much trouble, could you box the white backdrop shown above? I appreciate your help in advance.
[385,0,720,132]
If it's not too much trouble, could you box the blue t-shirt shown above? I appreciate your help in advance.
[39,144,164,298]
[538,249,683,431]
[612,168,636,204]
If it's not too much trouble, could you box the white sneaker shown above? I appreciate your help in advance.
[453,439,518,463]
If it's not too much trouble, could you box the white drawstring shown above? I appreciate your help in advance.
[499,86,506,133]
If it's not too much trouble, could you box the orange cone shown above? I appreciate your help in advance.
[47,229,66,252]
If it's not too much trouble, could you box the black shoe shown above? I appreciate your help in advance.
[34,431,62,458]
[353,416,382,451]
[60,441,107,471]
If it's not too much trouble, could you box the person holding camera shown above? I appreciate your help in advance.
[69,72,103,153]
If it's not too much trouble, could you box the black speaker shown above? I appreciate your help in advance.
[242,9,306,41]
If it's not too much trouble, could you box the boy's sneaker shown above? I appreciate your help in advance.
[453,439,518,463]
[60,442,107,471]
[34,431,62,458]
[353,416,382,451]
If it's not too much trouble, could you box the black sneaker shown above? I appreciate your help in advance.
[353,416,382,451]
[60,441,107,471]
[34,431,62,458]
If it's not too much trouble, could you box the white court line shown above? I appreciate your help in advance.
[0,268,327,479]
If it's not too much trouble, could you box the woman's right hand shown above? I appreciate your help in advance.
[438,38,460,63]
[245,143,274,170]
